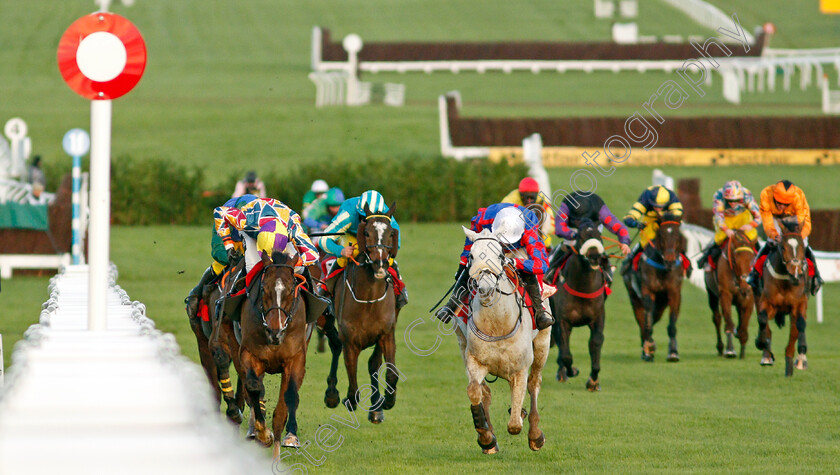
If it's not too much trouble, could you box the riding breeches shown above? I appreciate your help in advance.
[639,216,659,246]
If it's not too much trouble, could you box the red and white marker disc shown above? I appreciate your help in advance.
[57,13,146,100]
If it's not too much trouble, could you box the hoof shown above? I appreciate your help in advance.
[256,431,274,448]
[586,378,600,392]
[556,368,568,382]
[342,397,357,411]
[226,407,243,425]
[324,388,340,408]
[368,411,385,424]
[641,351,654,362]
[507,424,522,435]
[568,367,580,378]
[383,393,396,411]
[795,354,808,370]
[281,433,300,448]
[481,439,499,455]
[667,352,680,362]
[529,432,545,451]
[724,350,737,359]
[760,356,775,366]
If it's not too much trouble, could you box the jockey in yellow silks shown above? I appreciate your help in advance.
[620,185,683,273]
[501,177,555,249]
[696,180,761,269]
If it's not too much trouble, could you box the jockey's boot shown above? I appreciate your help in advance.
[620,244,641,276]
[391,261,409,309]
[747,241,772,294]
[185,266,216,319]
[805,246,824,296]
[696,241,717,269]
[521,272,554,331]
[434,264,469,323]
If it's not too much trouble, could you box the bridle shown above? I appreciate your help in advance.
[466,237,522,342]
[723,232,755,287]
[645,220,682,269]
[342,214,395,305]
[250,262,306,335]
[771,231,806,281]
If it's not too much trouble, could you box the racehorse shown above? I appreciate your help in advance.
[754,218,810,377]
[323,204,400,424]
[456,226,550,454]
[622,214,687,362]
[548,219,609,391]
[702,230,756,359]
[239,249,314,455]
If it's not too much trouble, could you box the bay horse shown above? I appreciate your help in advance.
[702,230,756,359]
[239,249,313,456]
[548,219,609,391]
[622,214,687,362]
[754,218,810,377]
[456,227,550,454]
[323,204,400,425]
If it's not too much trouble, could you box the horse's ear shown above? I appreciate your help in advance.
[386,201,396,218]
[363,202,372,217]
[463,226,479,242]
[356,218,367,246]
[260,250,271,264]
[390,228,399,259]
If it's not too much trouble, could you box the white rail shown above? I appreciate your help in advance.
[0,264,271,474]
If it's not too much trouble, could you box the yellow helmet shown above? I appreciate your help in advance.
[653,186,670,208]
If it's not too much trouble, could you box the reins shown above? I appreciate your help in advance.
[249,262,305,334]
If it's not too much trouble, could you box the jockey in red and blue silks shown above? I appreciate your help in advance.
[214,198,319,273]
[436,203,554,330]
[316,190,408,310]
[550,191,631,283]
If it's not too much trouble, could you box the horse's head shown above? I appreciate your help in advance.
[728,230,756,294]
[575,218,605,270]
[654,213,683,264]
[258,250,304,345]
[357,202,398,280]
[463,226,507,305]
[779,218,806,279]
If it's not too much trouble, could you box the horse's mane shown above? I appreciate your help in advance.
[780,216,800,233]
[662,212,682,223]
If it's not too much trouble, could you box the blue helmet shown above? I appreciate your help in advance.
[358,190,387,216]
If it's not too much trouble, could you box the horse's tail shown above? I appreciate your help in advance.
[775,312,786,329]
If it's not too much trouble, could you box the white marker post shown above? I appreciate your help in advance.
[3,118,27,179]
[343,34,363,106]
[58,13,146,331]
[63,129,91,265]
[0,334,4,386]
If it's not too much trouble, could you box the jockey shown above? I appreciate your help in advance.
[501,177,555,249]
[215,197,320,286]
[184,193,257,319]
[302,179,329,216]
[435,203,554,331]
[747,180,822,295]
[696,180,761,269]
[316,190,408,309]
[620,185,683,274]
[550,191,631,283]
[303,187,345,232]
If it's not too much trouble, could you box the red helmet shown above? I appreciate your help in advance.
[518,177,539,193]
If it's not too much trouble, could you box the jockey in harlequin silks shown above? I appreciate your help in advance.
[549,190,632,283]
[435,203,554,331]
[747,180,823,296]
[214,197,320,286]
[696,180,761,270]
[185,193,258,319]
[501,177,556,249]
[316,190,408,309]
[620,185,684,275]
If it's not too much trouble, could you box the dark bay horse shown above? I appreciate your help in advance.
[323,204,400,424]
[548,219,609,391]
[703,230,756,359]
[754,219,810,377]
[622,215,687,362]
[239,250,313,456]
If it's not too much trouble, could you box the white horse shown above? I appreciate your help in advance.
[454,227,551,454]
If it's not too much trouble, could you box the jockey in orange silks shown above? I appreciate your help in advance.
[435,203,554,331]
[747,180,822,296]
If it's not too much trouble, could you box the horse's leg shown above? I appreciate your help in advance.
[795,305,808,371]
[719,291,737,358]
[465,355,497,454]
[587,319,604,391]
[275,355,306,454]
[707,286,723,356]
[556,318,577,381]
[241,350,273,447]
[735,299,751,359]
[191,317,220,403]
[366,343,385,424]
[323,315,342,408]
[755,301,776,366]
[210,321,243,424]
[507,367,528,436]
[666,289,681,362]
[223,322,247,419]
[640,288,656,361]
[480,382,494,434]
[341,343,361,411]
[528,328,550,450]
[381,330,399,411]
[784,311,800,378]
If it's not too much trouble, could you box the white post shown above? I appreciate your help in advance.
[72,154,82,264]
[88,100,112,331]
[343,34,363,106]
[0,333,4,386]
[816,287,823,323]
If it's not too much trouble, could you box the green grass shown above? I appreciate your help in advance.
[0,1,836,186]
